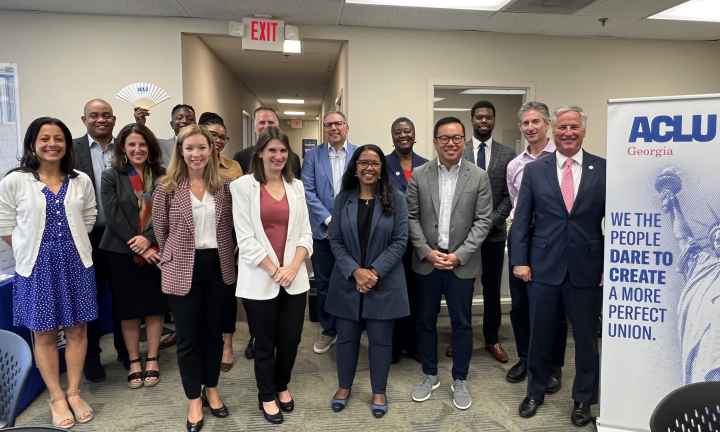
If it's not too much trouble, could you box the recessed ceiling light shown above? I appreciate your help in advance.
[433,108,471,112]
[460,89,527,95]
[284,111,306,116]
[278,98,305,104]
[649,0,720,22]
[345,0,512,11]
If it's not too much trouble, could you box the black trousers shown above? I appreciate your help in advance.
[416,269,475,380]
[480,240,504,345]
[392,244,417,358]
[243,290,306,402]
[86,226,127,361]
[168,250,225,400]
[221,284,237,334]
[527,276,601,403]
[311,238,336,336]
[336,317,394,394]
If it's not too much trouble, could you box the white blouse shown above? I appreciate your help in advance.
[0,170,97,276]
[191,191,217,249]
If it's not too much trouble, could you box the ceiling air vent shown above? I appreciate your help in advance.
[501,0,598,14]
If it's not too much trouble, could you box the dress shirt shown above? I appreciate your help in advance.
[555,149,583,198]
[506,140,556,218]
[88,135,114,224]
[437,159,462,250]
[472,136,492,169]
[328,141,348,197]
[191,192,218,249]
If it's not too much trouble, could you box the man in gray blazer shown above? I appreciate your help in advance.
[407,116,493,410]
[458,100,516,364]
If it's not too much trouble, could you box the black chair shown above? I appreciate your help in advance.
[649,381,720,432]
[0,330,33,429]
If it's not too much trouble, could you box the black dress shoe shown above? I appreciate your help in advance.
[546,372,562,394]
[571,401,594,427]
[245,337,255,360]
[201,388,229,418]
[278,398,294,413]
[258,400,284,424]
[84,357,106,383]
[445,344,453,358]
[506,361,527,383]
[186,417,204,432]
[519,397,543,418]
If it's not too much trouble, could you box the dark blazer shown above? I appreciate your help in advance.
[325,189,409,321]
[233,146,302,179]
[72,135,98,188]
[152,179,237,296]
[510,150,606,287]
[464,139,516,242]
[385,151,428,193]
[99,166,165,254]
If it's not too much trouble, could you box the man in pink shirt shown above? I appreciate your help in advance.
[505,102,567,391]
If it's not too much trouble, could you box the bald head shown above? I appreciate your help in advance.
[81,98,116,141]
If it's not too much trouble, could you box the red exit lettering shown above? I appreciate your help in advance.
[250,20,279,42]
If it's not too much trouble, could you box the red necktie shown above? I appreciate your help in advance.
[561,158,575,212]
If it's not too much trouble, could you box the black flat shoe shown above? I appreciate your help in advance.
[258,400,283,424]
[546,372,562,394]
[277,398,294,413]
[571,401,594,427]
[331,389,351,412]
[245,337,255,360]
[201,388,229,418]
[186,417,204,432]
[506,361,527,383]
[519,397,543,418]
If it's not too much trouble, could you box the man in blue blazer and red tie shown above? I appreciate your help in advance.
[302,111,356,354]
[511,106,605,427]
[385,116,427,362]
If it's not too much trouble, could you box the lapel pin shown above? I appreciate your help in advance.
[588,165,594,170]
[395,171,401,176]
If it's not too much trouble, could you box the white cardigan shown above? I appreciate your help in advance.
[0,170,97,277]
[230,175,313,300]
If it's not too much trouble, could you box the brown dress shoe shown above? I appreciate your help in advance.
[485,343,509,363]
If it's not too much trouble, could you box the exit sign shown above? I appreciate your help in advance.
[242,18,285,52]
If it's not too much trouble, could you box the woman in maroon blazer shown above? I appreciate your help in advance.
[152,125,236,432]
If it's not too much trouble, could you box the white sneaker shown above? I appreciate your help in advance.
[313,334,337,354]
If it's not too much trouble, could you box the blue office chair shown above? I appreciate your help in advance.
[0,330,33,428]
[1,427,67,431]
[649,381,720,432]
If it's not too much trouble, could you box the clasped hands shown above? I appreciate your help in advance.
[354,268,379,294]
[269,265,300,288]
[128,235,160,264]
[425,250,460,270]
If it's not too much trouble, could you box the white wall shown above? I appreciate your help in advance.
[182,35,261,158]
[281,118,320,157]
[322,41,349,133]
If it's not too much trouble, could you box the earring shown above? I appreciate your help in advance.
[123,154,128,165]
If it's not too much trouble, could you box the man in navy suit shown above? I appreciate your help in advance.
[511,106,605,427]
[385,117,427,362]
[302,111,356,354]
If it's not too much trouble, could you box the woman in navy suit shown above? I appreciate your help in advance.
[325,144,409,418]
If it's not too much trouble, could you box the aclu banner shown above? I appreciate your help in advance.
[598,94,720,432]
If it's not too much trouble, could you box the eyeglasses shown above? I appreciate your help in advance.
[357,160,382,168]
[208,131,229,142]
[435,135,464,144]
[323,120,346,129]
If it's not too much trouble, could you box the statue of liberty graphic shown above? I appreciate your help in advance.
[656,167,720,384]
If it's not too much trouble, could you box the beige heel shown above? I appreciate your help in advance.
[66,390,94,424]
[49,396,75,429]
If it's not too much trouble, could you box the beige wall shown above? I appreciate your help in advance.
[3,11,720,161]
[181,35,261,158]
[303,25,720,158]
[322,41,349,131]
[281,118,321,157]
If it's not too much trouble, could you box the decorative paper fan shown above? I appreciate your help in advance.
[115,82,170,109]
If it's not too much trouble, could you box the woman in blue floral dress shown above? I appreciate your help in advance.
[0,117,98,429]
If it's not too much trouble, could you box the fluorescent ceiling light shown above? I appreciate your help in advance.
[649,0,720,22]
[278,98,305,104]
[345,0,513,11]
[433,108,471,112]
[283,40,302,54]
[284,111,306,115]
[460,88,526,95]
[433,97,446,102]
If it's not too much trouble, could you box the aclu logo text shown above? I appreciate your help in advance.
[629,114,717,143]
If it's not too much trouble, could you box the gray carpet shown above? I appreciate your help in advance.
[16,319,597,431]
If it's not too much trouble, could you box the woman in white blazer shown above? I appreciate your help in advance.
[231,127,312,425]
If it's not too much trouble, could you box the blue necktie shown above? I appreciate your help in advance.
[477,142,486,170]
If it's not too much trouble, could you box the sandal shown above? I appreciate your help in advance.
[143,356,160,387]
[66,390,95,424]
[49,396,75,429]
[127,358,144,389]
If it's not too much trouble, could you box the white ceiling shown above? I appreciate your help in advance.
[2,0,720,40]
[199,36,342,120]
